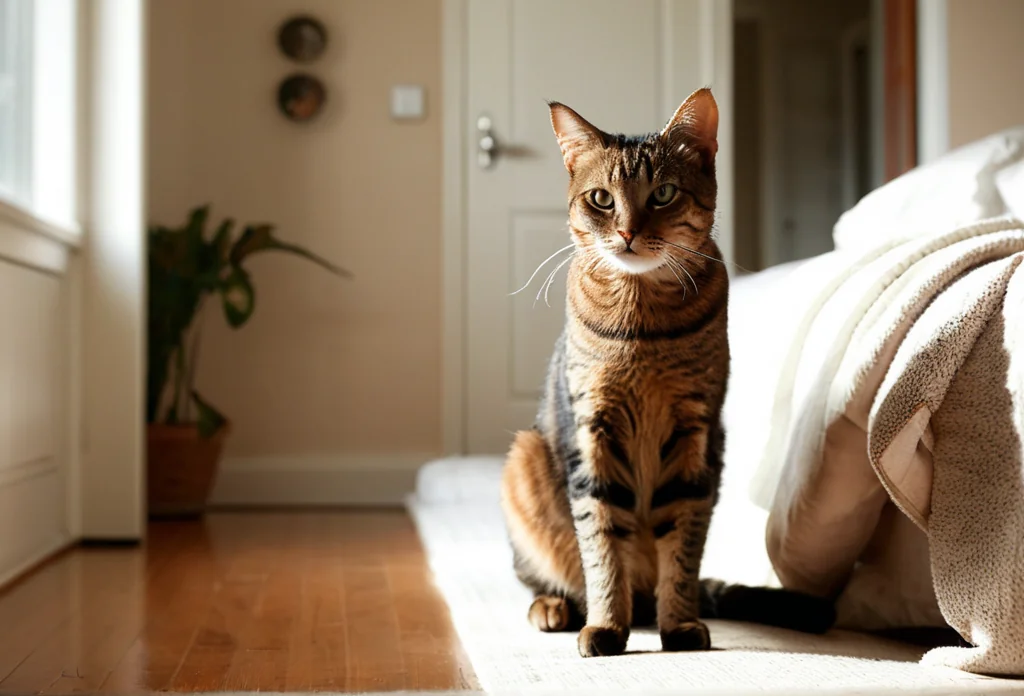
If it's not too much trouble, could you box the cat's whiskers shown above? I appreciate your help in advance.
[663,238,751,274]
[510,242,576,296]
[662,256,688,297]
[664,254,698,296]
[535,252,576,308]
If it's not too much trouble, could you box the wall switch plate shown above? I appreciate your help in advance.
[390,85,425,120]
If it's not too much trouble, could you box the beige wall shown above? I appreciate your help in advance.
[147,0,442,461]
[947,0,1024,148]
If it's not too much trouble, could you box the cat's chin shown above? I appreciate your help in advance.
[602,251,665,276]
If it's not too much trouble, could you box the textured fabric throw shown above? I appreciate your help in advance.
[752,216,1024,675]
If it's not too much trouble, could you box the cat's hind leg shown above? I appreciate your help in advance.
[526,593,584,632]
[501,429,585,633]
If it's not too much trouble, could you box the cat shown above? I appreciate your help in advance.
[500,87,835,658]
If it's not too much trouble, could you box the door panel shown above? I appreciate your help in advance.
[465,0,711,453]
[509,1,662,163]
[509,211,571,398]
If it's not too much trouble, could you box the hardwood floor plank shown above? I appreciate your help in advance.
[3,552,150,693]
[0,511,475,693]
[46,529,197,694]
[100,526,224,692]
[0,561,75,684]
[166,565,263,690]
[343,565,408,692]
[284,520,348,691]
[389,564,474,689]
[222,518,301,692]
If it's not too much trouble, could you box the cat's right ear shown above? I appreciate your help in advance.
[548,102,605,175]
[661,87,718,173]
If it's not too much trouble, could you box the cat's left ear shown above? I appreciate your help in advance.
[661,87,718,172]
[549,102,606,175]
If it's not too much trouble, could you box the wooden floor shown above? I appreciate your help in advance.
[0,511,477,693]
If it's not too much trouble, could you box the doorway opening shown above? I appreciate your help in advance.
[731,0,878,270]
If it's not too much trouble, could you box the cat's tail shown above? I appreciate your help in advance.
[699,578,836,634]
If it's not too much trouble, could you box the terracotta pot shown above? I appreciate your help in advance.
[146,422,230,518]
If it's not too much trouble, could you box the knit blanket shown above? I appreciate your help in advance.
[750,216,1024,676]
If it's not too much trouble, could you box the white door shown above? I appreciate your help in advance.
[463,0,723,454]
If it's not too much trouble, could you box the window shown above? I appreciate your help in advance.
[0,0,32,205]
[0,0,77,232]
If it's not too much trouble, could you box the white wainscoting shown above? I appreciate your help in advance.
[0,208,76,586]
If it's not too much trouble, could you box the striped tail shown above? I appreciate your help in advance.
[699,578,836,634]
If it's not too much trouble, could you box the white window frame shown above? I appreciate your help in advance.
[0,0,33,206]
[0,0,81,246]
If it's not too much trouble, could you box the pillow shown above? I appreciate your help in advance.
[832,126,1024,251]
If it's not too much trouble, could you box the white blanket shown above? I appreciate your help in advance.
[750,216,1024,675]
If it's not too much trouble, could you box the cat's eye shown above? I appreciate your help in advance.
[649,183,678,208]
[589,189,615,210]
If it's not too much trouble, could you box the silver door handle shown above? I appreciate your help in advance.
[477,114,498,169]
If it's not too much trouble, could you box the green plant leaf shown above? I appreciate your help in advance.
[183,206,210,276]
[230,224,350,277]
[219,266,255,328]
[147,205,348,428]
[186,206,209,243]
[210,218,234,263]
[191,390,227,438]
[149,224,189,271]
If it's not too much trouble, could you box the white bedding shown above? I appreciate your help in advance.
[831,127,1024,252]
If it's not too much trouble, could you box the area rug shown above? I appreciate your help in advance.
[407,458,1020,695]
[192,690,1015,696]
[177,690,1015,696]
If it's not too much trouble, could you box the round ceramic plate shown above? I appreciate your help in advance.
[277,74,326,122]
[277,16,328,63]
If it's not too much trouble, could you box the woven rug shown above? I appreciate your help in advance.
[408,459,1020,695]
[163,692,1012,696]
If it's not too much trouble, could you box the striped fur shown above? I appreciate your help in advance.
[500,89,834,658]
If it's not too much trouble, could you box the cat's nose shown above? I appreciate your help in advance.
[618,229,636,247]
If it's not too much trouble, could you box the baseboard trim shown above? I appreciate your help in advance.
[209,453,435,506]
[0,533,74,592]
[78,538,141,547]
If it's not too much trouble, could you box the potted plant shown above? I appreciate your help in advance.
[146,205,348,517]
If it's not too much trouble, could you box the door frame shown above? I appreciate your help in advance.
[441,0,468,454]
[916,0,948,164]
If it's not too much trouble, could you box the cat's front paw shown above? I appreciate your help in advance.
[660,620,711,651]
[577,625,628,657]
[528,596,572,632]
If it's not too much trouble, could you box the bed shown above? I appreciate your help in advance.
[744,126,1024,675]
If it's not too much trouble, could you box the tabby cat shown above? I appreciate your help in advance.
[500,88,834,658]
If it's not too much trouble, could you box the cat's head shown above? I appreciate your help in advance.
[549,88,718,275]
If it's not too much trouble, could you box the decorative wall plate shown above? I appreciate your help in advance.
[277,16,328,63]
[277,74,326,122]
